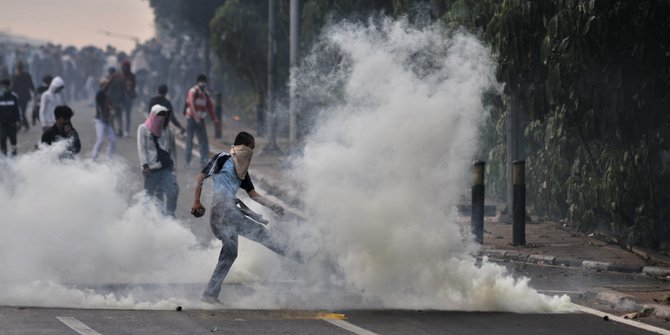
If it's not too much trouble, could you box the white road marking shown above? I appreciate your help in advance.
[56,317,103,335]
[573,304,670,335]
[538,289,586,295]
[323,319,379,335]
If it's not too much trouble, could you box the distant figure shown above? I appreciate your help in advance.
[121,60,136,137]
[147,84,185,134]
[10,61,34,132]
[41,105,81,159]
[104,67,126,137]
[0,79,21,156]
[32,75,52,127]
[91,80,116,161]
[184,74,220,168]
[138,104,179,217]
[39,76,66,132]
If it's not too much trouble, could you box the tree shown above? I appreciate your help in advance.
[148,0,226,76]
[449,0,670,247]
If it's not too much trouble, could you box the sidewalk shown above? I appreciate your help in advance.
[194,119,670,316]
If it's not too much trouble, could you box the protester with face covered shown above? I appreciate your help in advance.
[147,84,184,134]
[39,76,66,132]
[0,79,21,156]
[191,131,299,305]
[41,105,81,159]
[138,104,179,217]
[184,74,220,168]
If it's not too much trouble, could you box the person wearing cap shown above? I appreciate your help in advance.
[184,74,220,168]
[0,79,21,156]
[138,104,179,216]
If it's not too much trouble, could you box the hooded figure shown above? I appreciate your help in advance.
[137,104,179,216]
[39,76,66,130]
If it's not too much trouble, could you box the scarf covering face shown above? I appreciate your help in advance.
[146,104,168,137]
[230,145,253,180]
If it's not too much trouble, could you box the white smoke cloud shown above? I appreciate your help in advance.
[261,18,572,312]
[0,142,223,309]
[0,17,573,313]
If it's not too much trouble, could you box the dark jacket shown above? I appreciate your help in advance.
[95,89,112,124]
[41,124,81,155]
[147,95,183,130]
[0,91,21,124]
[11,72,34,102]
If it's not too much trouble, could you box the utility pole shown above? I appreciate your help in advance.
[289,0,300,146]
[265,0,279,152]
[288,0,300,146]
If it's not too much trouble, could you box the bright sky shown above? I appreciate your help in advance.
[0,0,156,53]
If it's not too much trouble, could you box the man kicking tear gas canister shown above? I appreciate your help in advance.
[191,131,300,304]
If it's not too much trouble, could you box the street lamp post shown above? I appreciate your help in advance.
[265,0,279,152]
[288,0,300,146]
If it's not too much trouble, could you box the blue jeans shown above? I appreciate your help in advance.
[203,200,299,299]
[144,168,179,216]
[184,118,210,167]
[91,119,116,160]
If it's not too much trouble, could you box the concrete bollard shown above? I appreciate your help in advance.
[471,161,485,244]
[513,160,526,246]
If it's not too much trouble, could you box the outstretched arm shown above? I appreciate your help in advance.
[247,189,284,217]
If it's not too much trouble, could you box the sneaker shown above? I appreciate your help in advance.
[201,295,223,305]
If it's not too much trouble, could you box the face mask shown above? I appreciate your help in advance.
[198,83,206,90]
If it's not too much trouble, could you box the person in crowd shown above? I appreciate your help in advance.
[184,74,220,168]
[147,84,185,134]
[104,67,127,137]
[32,75,52,127]
[10,61,34,132]
[39,76,66,132]
[91,79,116,160]
[138,104,179,217]
[121,60,136,137]
[41,105,81,158]
[191,131,298,304]
[0,79,21,156]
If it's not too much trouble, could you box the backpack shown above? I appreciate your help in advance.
[183,88,208,115]
[206,152,230,175]
[151,135,173,170]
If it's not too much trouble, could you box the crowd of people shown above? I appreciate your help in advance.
[1,39,294,306]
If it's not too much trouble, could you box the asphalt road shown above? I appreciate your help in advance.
[0,305,665,335]
[5,100,670,334]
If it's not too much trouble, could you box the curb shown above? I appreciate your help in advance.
[594,288,670,318]
[482,249,670,276]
